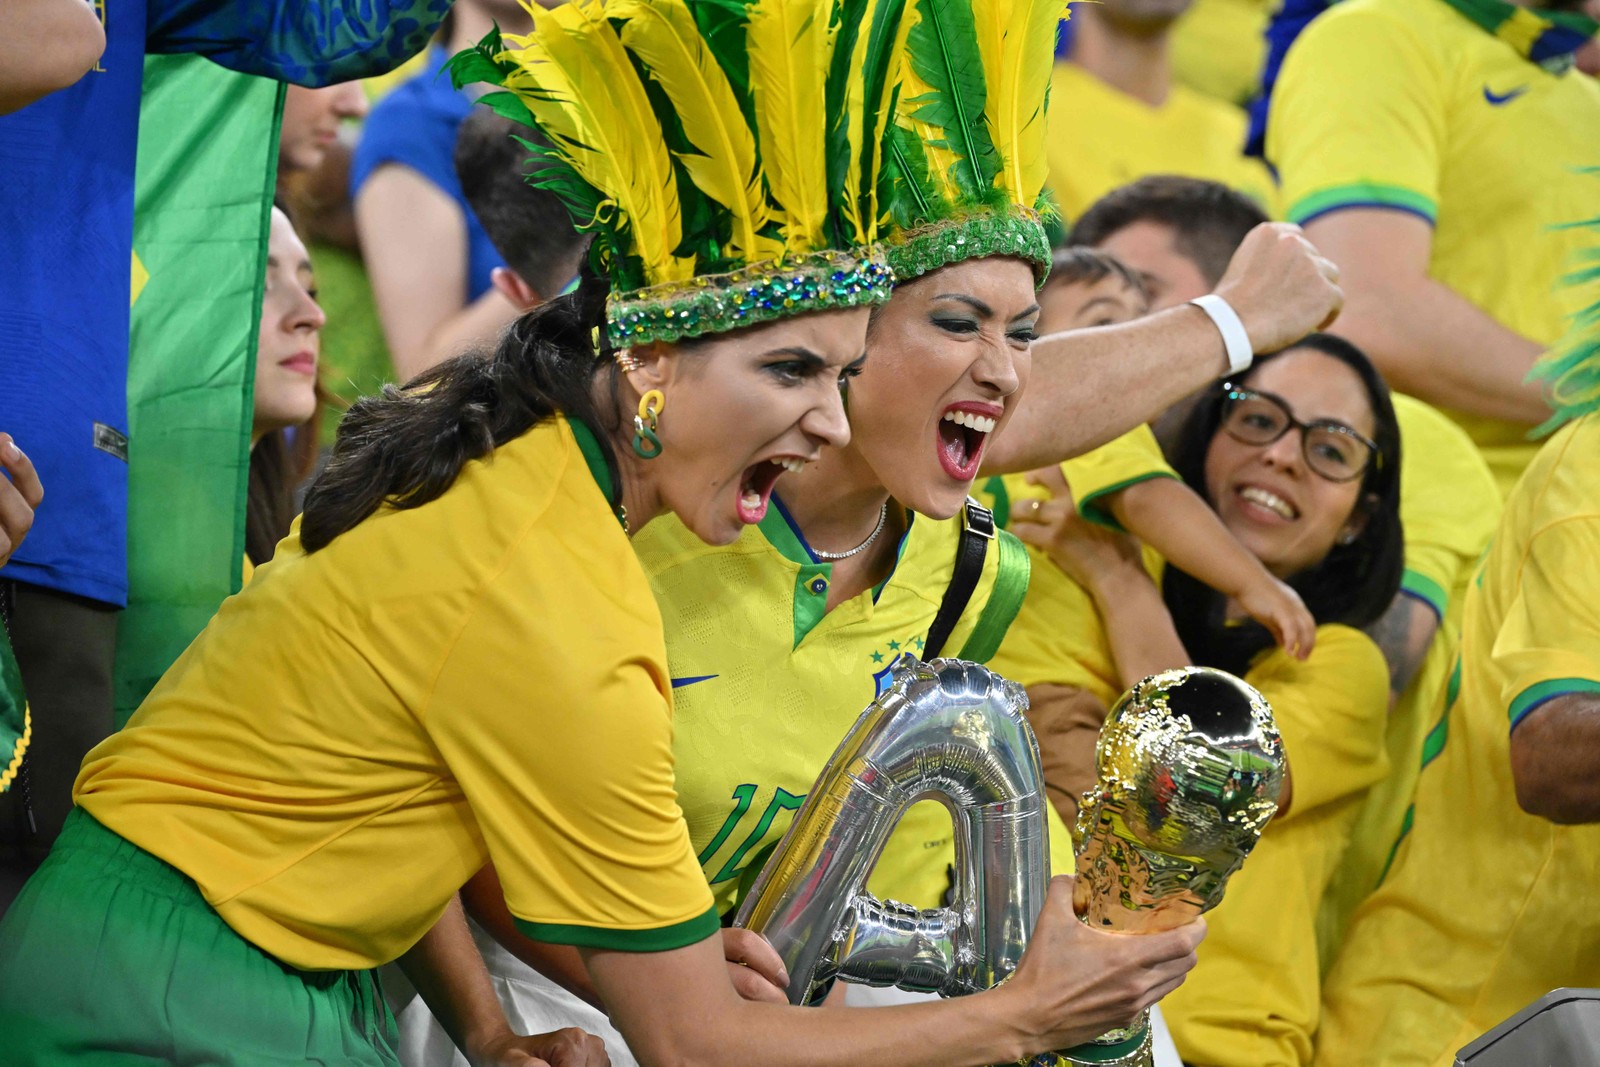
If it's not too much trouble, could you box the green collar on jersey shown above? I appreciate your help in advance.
[567,417,626,532]
[761,494,912,649]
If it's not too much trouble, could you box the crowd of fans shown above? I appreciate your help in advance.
[1,0,1597,1065]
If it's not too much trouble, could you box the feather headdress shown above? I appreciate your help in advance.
[877,0,1067,284]
[449,0,896,348]
[1529,188,1600,434]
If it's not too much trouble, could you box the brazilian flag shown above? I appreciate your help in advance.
[113,55,285,728]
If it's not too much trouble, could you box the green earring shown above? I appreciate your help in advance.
[632,389,665,460]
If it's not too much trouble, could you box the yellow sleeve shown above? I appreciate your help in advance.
[423,564,718,952]
[1499,516,1600,731]
[1060,425,1179,532]
[988,545,1122,706]
[1247,624,1390,818]
[1393,395,1501,620]
[1267,3,1444,226]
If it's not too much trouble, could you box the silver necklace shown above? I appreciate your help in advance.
[811,503,889,561]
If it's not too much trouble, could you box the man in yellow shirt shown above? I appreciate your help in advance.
[1265,0,1600,497]
[1316,406,1600,1066]
[1045,0,1277,222]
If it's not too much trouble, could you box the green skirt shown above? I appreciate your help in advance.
[0,808,400,1065]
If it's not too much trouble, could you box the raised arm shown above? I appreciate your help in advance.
[1307,210,1546,424]
[147,0,450,85]
[986,223,1342,472]
[0,0,106,114]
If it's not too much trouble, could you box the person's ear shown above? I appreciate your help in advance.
[490,267,542,312]
[619,341,679,400]
[1337,493,1378,546]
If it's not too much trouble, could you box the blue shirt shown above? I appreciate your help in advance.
[351,47,506,303]
[0,0,448,607]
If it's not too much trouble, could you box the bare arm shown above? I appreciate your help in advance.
[462,861,790,1009]
[1110,479,1315,659]
[356,164,521,381]
[583,876,1203,1067]
[1510,694,1600,824]
[0,0,105,115]
[987,223,1344,472]
[399,896,609,1067]
[1306,209,1547,424]
[1364,592,1440,708]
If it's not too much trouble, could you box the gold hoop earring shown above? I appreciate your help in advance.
[633,389,665,460]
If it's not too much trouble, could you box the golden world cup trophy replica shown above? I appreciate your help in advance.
[1049,667,1285,1067]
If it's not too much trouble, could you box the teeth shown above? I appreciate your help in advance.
[942,410,998,434]
[770,457,806,474]
[740,491,763,510]
[1240,486,1295,520]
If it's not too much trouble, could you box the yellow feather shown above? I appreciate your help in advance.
[501,0,693,284]
[974,0,1063,204]
[615,0,782,262]
[746,0,832,253]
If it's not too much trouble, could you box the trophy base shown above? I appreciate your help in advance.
[1022,1017,1153,1067]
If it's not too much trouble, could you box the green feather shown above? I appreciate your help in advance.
[1530,236,1600,434]
[446,25,514,91]
[881,123,941,230]
[476,90,536,128]
[902,0,1000,202]
[848,0,911,241]
[824,0,871,244]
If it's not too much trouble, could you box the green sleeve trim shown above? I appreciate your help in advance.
[1287,183,1438,227]
[956,530,1031,664]
[514,904,721,953]
[1509,678,1600,731]
[1399,567,1449,621]
[1077,471,1180,532]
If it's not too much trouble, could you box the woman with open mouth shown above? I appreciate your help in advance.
[0,3,1204,1066]
[410,2,1207,1065]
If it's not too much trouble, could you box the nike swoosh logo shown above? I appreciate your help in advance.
[1483,84,1529,106]
[670,674,718,689]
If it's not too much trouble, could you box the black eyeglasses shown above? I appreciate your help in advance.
[1220,385,1379,484]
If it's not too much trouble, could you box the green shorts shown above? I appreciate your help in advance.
[0,808,400,1065]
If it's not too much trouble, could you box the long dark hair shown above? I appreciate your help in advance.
[1161,333,1404,675]
[246,391,325,566]
[298,269,620,552]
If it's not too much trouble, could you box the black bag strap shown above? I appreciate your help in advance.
[923,497,995,660]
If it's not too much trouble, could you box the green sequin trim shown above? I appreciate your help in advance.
[605,249,894,348]
[883,209,1051,287]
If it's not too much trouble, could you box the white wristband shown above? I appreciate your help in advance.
[1189,294,1253,377]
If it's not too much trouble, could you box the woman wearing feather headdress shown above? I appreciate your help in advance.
[0,1,1200,1065]
[392,0,1209,1064]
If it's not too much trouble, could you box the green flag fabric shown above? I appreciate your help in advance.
[0,626,29,794]
[113,55,284,728]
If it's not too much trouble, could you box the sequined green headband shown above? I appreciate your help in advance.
[606,248,895,348]
[882,208,1052,289]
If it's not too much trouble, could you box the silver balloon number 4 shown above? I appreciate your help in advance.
[734,654,1051,1005]
[734,657,1284,1067]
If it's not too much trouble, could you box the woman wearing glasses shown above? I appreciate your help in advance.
[1012,332,1403,1067]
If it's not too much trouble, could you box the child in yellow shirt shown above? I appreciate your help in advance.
[1024,247,1315,658]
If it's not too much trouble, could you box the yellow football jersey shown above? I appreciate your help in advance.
[1319,394,1502,956]
[76,418,717,970]
[1170,0,1274,107]
[1163,625,1391,1067]
[1315,413,1600,1067]
[1045,62,1279,224]
[1268,0,1600,496]
[638,499,1074,916]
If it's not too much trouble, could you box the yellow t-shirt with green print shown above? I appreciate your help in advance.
[1268,0,1600,496]
[636,497,1076,916]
